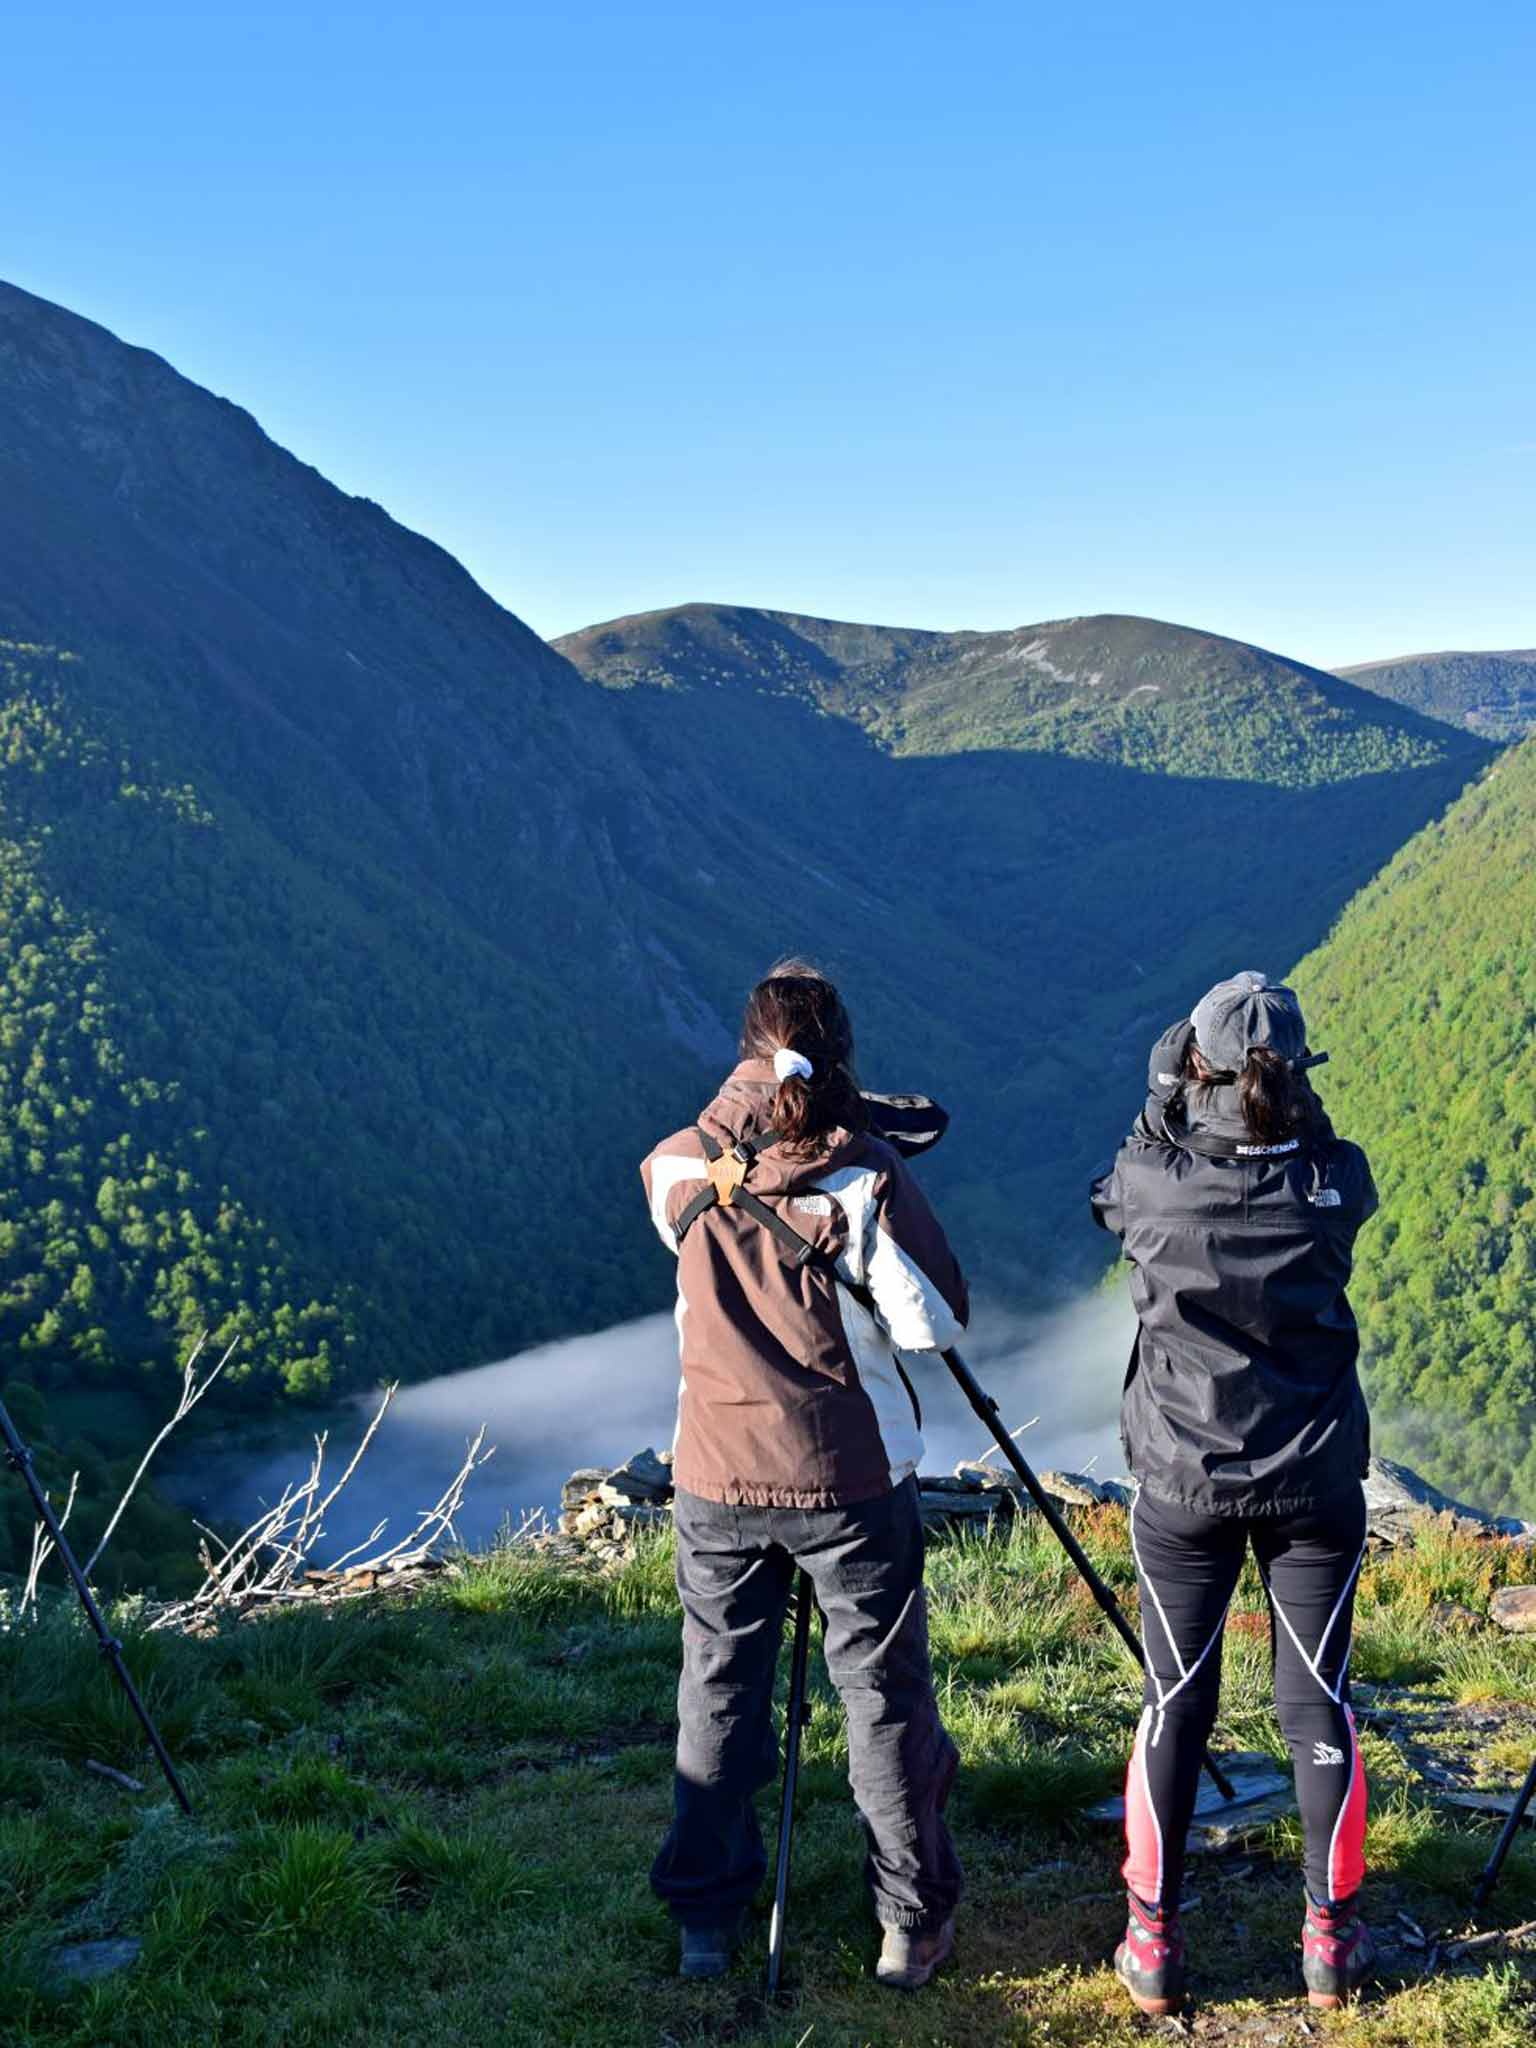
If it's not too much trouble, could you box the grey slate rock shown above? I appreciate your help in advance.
[561,1468,609,1514]
[954,1461,1024,1491]
[50,1938,143,1985]
[1090,1751,1294,1852]
[1038,1470,1119,1508]
[598,1448,674,1504]
[1364,1456,1536,1544]
[1490,1586,1536,1633]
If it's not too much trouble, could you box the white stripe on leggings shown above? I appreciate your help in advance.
[1129,1493,1232,1744]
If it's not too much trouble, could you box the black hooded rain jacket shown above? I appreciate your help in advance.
[1091,1085,1377,1517]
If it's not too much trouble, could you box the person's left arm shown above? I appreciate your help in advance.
[864,1153,970,1351]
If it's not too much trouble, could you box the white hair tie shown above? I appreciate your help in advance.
[773,1047,814,1083]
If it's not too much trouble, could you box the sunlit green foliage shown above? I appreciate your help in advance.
[1295,738,1536,1514]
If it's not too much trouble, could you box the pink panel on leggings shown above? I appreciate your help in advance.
[1122,1710,1163,1904]
[1329,1705,1368,1901]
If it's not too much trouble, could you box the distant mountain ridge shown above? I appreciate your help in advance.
[559,603,1469,784]
[1335,648,1536,740]
[0,279,1496,1484]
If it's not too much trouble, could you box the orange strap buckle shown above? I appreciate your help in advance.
[706,1147,750,1207]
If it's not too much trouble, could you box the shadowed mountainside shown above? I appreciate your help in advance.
[1337,648,1536,740]
[0,282,1495,1461]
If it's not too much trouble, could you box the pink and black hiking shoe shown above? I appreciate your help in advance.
[1301,1896,1376,2008]
[1114,1893,1186,2016]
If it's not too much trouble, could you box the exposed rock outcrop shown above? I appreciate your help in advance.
[556,1447,1536,1570]
[1363,1456,1536,1548]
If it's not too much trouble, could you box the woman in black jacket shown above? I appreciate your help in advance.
[1092,972,1378,2015]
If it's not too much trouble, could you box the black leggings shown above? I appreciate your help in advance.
[1124,1485,1368,1911]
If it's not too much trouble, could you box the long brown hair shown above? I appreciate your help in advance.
[740,959,865,1152]
[1185,1041,1320,1147]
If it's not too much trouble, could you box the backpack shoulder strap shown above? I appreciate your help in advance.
[669,1130,921,1428]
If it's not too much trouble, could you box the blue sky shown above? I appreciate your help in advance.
[5,2,1534,666]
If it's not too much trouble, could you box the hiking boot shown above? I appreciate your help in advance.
[1302,1896,1376,2008]
[875,1915,955,1990]
[678,1915,741,1980]
[1114,1893,1186,2016]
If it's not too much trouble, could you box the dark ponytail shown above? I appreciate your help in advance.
[1185,1041,1321,1146]
[740,958,866,1153]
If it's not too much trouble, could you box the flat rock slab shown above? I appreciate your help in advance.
[1038,1469,1134,1507]
[953,1461,1025,1491]
[1491,1586,1536,1633]
[1440,1789,1536,1820]
[561,1468,609,1513]
[1364,1456,1536,1542]
[598,1447,674,1504]
[1089,1751,1295,1853]
[49,1939,143,1985]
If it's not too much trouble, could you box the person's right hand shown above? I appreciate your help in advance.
[1146,1019,1194,1105]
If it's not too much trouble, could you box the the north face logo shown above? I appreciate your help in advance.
[1313,1740,1345,1766]
[1309,1189,1343,1208]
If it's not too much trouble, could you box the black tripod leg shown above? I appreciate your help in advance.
[1,1399,193,1815]
[939,1349,1236,1803]
[1472,1754,1536,1915]
[765,1568,815,1996]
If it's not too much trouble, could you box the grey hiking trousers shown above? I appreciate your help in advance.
[651,1475,962,1932]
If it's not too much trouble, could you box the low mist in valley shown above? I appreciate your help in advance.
[172,1287,1138,1565]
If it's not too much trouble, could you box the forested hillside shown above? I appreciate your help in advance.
[1293,740,1536,1514]
[1338,649,1536,740]
[0,280,1497,1477]
[559,604,1465,781]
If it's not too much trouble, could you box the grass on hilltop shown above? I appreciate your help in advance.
[2,1508,1536,2047]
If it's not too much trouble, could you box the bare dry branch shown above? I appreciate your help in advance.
[364,1428,495,1570]
[1443,1917,1536,1958]
[83,1335,235,1577]
[148,1391,495,1631]
[23,1468,79,1613]
[85,1758,145,1794]
[971,1415,1038,1467]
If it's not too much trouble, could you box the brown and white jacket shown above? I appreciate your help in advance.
[640,1059,970,1509]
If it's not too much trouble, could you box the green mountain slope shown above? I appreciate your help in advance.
[565,616,1490,1263]
[1293,739,1536,1514]
[559,604,1467,782]
[1336,649,1536,740]
[0,280,1498,1486]
[0,282,744,1406]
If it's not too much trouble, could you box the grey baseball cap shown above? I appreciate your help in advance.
[1191,970,1308,1072]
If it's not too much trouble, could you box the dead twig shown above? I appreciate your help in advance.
[1442,1917,1536,1958]
[84,1758,145,1794]
[23,1467,79,1613]
[148,1394,495,1631]
[971,1415,1038,1466]
[83,1335,235,1576]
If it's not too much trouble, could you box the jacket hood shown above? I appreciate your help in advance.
[698,1059,872,1193]
[1183,1081,1251,1144]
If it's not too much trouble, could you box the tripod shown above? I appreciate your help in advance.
[0,1394,192,1815]
[940,1347,1234,1801]
[763,1345,1236,1990]
[764,1568,815,1997]
[1471,1753,1536,1914]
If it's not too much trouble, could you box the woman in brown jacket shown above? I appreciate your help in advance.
[641,963,970,1988]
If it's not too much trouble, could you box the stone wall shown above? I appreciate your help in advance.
[556,1445,1536,1573]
